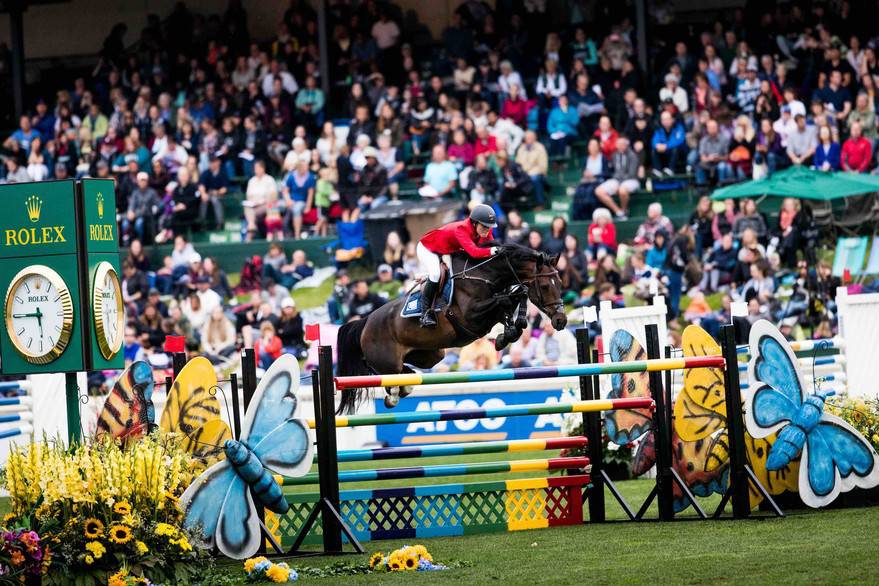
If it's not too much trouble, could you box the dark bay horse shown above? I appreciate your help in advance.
[336,244,568,413]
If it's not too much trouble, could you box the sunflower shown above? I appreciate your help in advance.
[388,560,403,571]
[403,552,419,571]
[83,518,104,539]
[369,552,385,569]
[113,501,132,516]
[108,570,127,586]
[109,524,133,545]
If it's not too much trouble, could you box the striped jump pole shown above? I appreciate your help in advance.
[330,436,588,463]
[333,356,725,389]
[284,456,590,486]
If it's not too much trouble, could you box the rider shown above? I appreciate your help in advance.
[416,204,499,327]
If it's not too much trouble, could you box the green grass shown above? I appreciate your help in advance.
[210,475,879,584]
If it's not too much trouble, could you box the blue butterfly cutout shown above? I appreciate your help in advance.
[605,329,654,445]
[180,354,314,559]
[744,320,879,508]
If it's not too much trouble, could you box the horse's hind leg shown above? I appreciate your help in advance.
[396,349,446,399]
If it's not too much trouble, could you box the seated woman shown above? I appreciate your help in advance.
[278,298,307,359]
[572,138,609,221]
[586,208,617,262]
[201,306,237,365]
[700,232,738,292]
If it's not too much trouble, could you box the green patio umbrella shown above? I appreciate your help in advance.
[710,166,879,201]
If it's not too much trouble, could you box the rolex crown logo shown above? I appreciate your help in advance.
[96,192,104,218]
[25,195,42,223]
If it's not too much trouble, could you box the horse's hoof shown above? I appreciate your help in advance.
[384,394,399,409]
[398,385,413,398]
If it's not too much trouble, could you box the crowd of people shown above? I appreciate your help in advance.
[3,0,866,375]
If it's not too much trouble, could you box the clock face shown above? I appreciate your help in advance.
[4,266,74,364]
[93,262,124,359]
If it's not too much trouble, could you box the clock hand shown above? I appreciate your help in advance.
[34,307,43,338]
[11,313,39,318]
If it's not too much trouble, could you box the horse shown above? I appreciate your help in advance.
[336,244,568,413]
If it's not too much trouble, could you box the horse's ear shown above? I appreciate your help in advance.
[550,253,561,267]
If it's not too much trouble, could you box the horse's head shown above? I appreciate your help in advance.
[527,252,567,331]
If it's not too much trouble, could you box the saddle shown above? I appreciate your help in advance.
[400,264,454,319]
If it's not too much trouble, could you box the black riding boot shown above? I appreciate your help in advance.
[420,280,439,328]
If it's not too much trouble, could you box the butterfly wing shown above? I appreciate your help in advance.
[745,320,805,438]
[95,361,155,445]
[240,354,302,445]
[183,419,234,469]
[181,460,237,549]
[799,413,879,508]
[670,430,728,513]
[745,432,800,509]
[631,432,656,477]
[161,356,223,436]
[675,325,727,442]
[606,330,653,444]
[215,474,262,559]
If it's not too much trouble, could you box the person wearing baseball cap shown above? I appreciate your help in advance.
[122,170,160,245]
[370,263,402,299]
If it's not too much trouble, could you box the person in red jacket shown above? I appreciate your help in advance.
[253,320,283,368]
[416,204,498,327]
[841,121,873,172]
[587,208,618,261]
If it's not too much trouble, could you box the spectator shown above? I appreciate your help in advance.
[498,60,524,98]
[696,119,732,185]
[736,64,761,113]
[264,249,314,289]
[515,130,548,207]
[534,319,577,366]
[370,264,403,300]
[814,70,852,124]
[651,111,686,175]
[419,145,457,198]
[501,83,530,127]
[356,146,388,210]
[283,153,316,239]
[587,208,617,261]
[201,305,237,365]
[244,159,277,241]
[728,116,756,180]
[774,197,805,268]
[542,217,567,256]
[634,202,675,248]
[376,133,405,199]
[496,150,534,210]
[278,297,307,359]
[571,138,608,221]
[468,153,499,204]
[347,279,386,320]
[169,167,200,236]
[448,129,476,168]
[847,93,877,142]
[547,95,579,157]
[814,126,841,171]
[755,117,785,176]
[459,336,499,370]
[786,114,817,166]
[198,156,229,230]
[569,72,604,136]
[328,269,352,324]
[689,195,715,257]
[122,172,160,244]
[253,321,283,369]
[659,73,688,114]
[595,136,639,219]
[733,198,768,242]
[665,224,694,319]
[841,121,872,172]
[593,115,619,158]
[700,232,738,292]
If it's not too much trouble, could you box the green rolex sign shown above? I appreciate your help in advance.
[79,178,124,370]
[0,180,85,375]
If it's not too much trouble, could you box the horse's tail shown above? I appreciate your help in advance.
[335,318,370,414]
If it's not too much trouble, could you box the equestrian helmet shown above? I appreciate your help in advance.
[470,204,497,228]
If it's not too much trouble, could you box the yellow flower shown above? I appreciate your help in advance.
[85,540,106,559]
[84,518,104,539]
[84,554,94,565]
[113,501,132,515]
[266,564,291,583]
[3,512,15,525]
[403,551,419,571]
[109,524,133,545]
[154,522,178,538]
[244,556,268,573]
[170,536,192,552]
[388,559,403,571]
[135,541,149,555]
[369,552,384,569]
[108,569,128,586]
[413,544,429,557]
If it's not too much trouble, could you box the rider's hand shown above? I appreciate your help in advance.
[490,247,499,255]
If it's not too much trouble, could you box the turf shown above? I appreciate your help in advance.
[210,476,879,584]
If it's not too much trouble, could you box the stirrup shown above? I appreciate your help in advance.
[420,309,437,328]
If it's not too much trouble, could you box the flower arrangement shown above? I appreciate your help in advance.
[244,556,298,582]
[1,434,202,585]
[0,527,52,580]
[827,396,879,451]
[368,545,447,572]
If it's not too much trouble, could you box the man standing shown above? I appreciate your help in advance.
[786,114,817,166]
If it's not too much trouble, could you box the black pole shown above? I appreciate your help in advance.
[317,0,330,98]
[8,1,25,120]
[230,373,241,440]
[172,352,186,380]
[646,324,674,521]
[721,324,750,519]
[576,329,604,523]
[634,0,649,83]
[317,344,343,553]
[241,348,257,411]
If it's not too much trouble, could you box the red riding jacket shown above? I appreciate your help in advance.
[420,219,494,258]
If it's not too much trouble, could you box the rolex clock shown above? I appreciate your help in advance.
[91,261,124,359]
[4,264,74,365]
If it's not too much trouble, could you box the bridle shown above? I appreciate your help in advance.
[453,250,565,316]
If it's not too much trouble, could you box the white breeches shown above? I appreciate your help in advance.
[416,242,442,283]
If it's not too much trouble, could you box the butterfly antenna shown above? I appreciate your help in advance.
[209,383,234,430]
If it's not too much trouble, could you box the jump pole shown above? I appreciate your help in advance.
[576,328,605,523]
[645,324,674,521]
